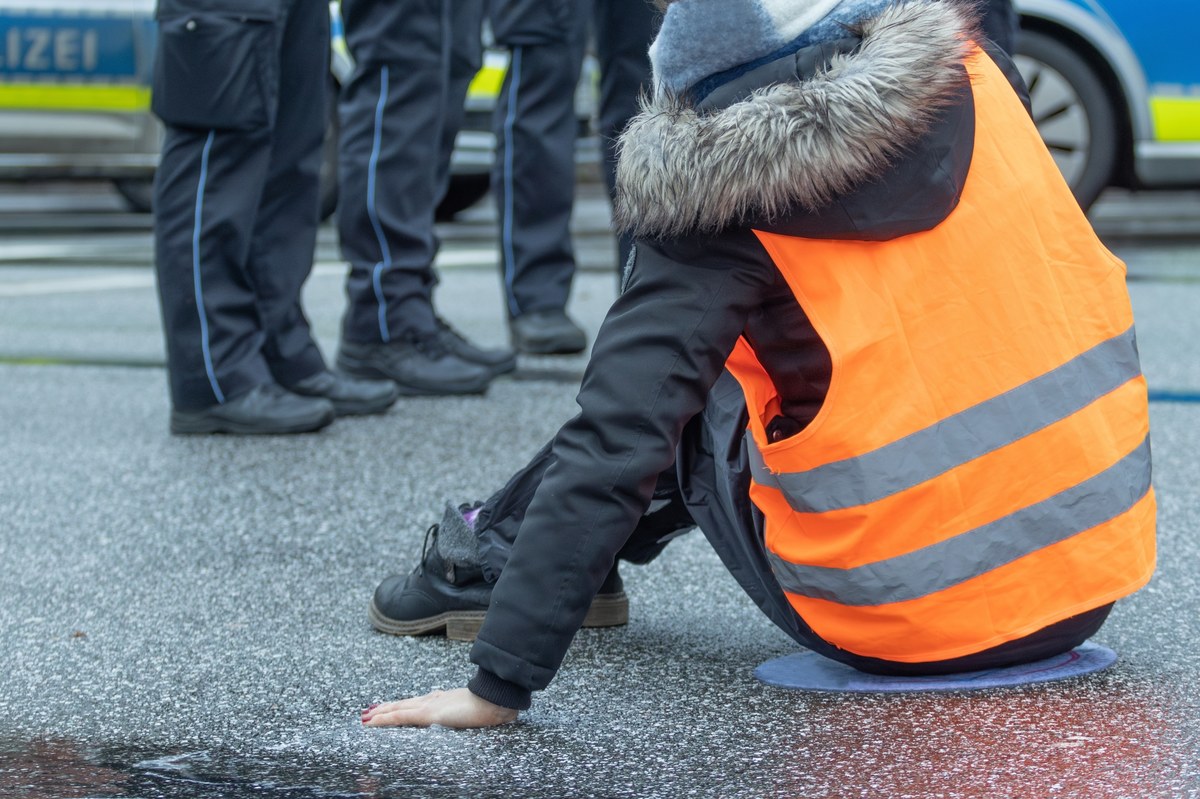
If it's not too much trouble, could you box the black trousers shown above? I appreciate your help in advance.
[337,0,452,344]
[471,372,1112,675]
[152,0,327,410]
[439,0,486,202]
[488,0,657,316]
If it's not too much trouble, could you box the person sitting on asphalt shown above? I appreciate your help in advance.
[359,0,1157,728]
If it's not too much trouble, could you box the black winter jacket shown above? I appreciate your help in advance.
[467,1,1029,709]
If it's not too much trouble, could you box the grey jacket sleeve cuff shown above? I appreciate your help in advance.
[468,667,532,710]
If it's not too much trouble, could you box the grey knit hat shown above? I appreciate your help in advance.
[649,0,895,98]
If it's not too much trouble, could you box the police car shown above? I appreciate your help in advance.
[1014,0,1200,210]
[0,0,159,210]
[1,0,1198,216]
[0,0,500,218]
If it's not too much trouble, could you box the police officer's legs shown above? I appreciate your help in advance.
[151,2,333,433]
[251,0,399,415]
[153,1,388,430]
[438,0,486,200]
[336,0,492,395]
[431,0,518,377]
[593,0,656,273]
[490,0,589,354]
[154,126,274,412]
[250,0,328,387]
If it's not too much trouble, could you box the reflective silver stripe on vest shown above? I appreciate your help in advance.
[768,435,1152,606]
[749,326,1142,513]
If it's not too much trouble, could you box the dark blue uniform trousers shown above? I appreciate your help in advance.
[337,0,452,345]
[152,0,328,411]
[489,0,656,316]
[439,0,486,200]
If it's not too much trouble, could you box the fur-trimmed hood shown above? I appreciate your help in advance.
[614,1,976,239]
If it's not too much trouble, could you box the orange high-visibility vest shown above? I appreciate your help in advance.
[726,47,1156,663]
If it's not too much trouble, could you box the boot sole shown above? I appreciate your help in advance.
[325,392,400,417]
[169,408,335,435]
[368,591,629,642]
[336,356,490,397]
[480,357,518,378]
[511,338,587,356]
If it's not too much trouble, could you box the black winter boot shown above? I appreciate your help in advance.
[368,524,493,641]
[369,519,629,642]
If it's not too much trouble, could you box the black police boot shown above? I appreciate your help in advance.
[435,318,517,377]
[286,370,400,416]
[336,332,492,396]
[369,522,629,642]
[169,383,335,435]
[509,309,587,355]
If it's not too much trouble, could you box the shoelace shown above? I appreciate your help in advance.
[415,524,439,576]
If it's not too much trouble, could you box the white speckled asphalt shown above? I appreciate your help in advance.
[0,189,1198,798]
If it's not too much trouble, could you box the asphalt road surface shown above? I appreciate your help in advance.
[0,183,1198,799]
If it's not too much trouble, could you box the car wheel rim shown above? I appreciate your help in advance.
[1014,55,1091,188]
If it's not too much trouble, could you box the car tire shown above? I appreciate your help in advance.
[1014,29,1119,212]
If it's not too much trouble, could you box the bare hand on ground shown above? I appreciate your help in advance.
[361,688,518,728]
